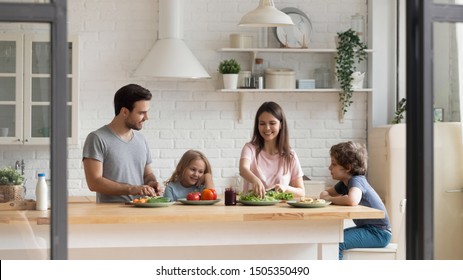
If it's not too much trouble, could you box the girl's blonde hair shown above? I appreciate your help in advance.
[164,150,212,185]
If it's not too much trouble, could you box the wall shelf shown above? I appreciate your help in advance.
[220,88,373,93]
[218,48,373,54]
[218,48,373,123]
[226,89,372,123]
[219,48,337,53]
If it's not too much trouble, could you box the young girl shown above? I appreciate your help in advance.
[239,101,305,198]
[320,141,392,260]
[163,150,215,201]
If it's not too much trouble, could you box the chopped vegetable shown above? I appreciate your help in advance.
[133,196,171,204]
[266,190,293,200]
[147,197,170,203]
[239,191,278,202]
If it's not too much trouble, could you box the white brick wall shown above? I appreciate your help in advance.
[0,0,369,198]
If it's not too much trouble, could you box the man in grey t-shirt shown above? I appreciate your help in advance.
[82,84,162,203]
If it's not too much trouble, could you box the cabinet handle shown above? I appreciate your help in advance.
[16,138,21,142]
[23,139,28,143]
[446,188,463,193]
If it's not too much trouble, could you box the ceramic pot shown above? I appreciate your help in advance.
[222,73,239,89]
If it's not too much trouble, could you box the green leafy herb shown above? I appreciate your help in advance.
[147,197,171,203]
[266,190,293,200]
[239,191,278,202]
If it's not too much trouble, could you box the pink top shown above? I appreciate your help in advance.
[240,143,304,192]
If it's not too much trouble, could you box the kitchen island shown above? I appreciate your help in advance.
[0,198,384,260]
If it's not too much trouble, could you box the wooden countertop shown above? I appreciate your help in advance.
[0,197,384,225]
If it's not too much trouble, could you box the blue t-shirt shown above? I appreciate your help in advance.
[334,175,391,231]
[163,181,206,201]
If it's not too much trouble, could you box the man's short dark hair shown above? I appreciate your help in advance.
[114,84,152,116]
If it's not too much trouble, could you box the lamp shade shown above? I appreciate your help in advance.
[133,0,210,79]
[239,0,294,27]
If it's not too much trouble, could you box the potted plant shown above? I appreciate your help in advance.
[391,98,407,124]
[218,58,241,89]
[0,166,25,203]
[335,28,368,121]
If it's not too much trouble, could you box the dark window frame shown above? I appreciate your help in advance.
[0,0,68,260]
[406,0,463,260]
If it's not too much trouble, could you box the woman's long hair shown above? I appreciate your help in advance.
[250,101,292,173]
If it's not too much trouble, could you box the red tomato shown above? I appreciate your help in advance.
[201,189,215,200]
[209,188,218,200]
[186,192,201,201]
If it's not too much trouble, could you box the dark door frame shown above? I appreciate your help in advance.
[406,0,463,260]
[0,1,68,260]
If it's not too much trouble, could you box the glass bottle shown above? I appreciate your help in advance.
[351,13,365,44]
[253,58,264,89]
[314,67,332,88]
[35,173,48,211]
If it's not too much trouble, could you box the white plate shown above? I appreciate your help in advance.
[274,8,312,48]
[177,199,221,205]
[237,200,280,206]
[132,202,175,208]
[286,200,332,208]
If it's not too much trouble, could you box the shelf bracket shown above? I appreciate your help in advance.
[238,91,244,124]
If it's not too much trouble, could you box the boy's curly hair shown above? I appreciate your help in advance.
[330,141,368,175]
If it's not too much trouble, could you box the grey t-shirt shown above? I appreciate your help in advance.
[82,125,152,203]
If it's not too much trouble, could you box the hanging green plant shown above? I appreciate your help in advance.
[335,28,367,121]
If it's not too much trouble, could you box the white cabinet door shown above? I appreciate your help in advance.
[0,33,78,145]
[0,34,23,143]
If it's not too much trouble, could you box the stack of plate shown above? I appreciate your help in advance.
[296,79,315,89]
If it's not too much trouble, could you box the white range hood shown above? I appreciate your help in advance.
[133,0,210,79]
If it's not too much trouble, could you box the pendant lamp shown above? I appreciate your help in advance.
[239,0,294,27]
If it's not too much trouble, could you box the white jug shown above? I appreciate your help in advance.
[351,71,365,89]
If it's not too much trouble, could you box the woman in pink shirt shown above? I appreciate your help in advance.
[239,101,305,198]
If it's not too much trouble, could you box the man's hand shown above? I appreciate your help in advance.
[129,185,157,197]
[147,181,164,196]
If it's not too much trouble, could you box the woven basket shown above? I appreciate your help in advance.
[0,185,24,203]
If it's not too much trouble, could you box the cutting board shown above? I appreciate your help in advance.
[0,199,36,210]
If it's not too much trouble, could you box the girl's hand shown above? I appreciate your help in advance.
[196,175,205,187]
[196,173,212,187]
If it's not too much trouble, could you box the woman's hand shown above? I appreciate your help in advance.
[273,184,289,193]
[252,179,266,198]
